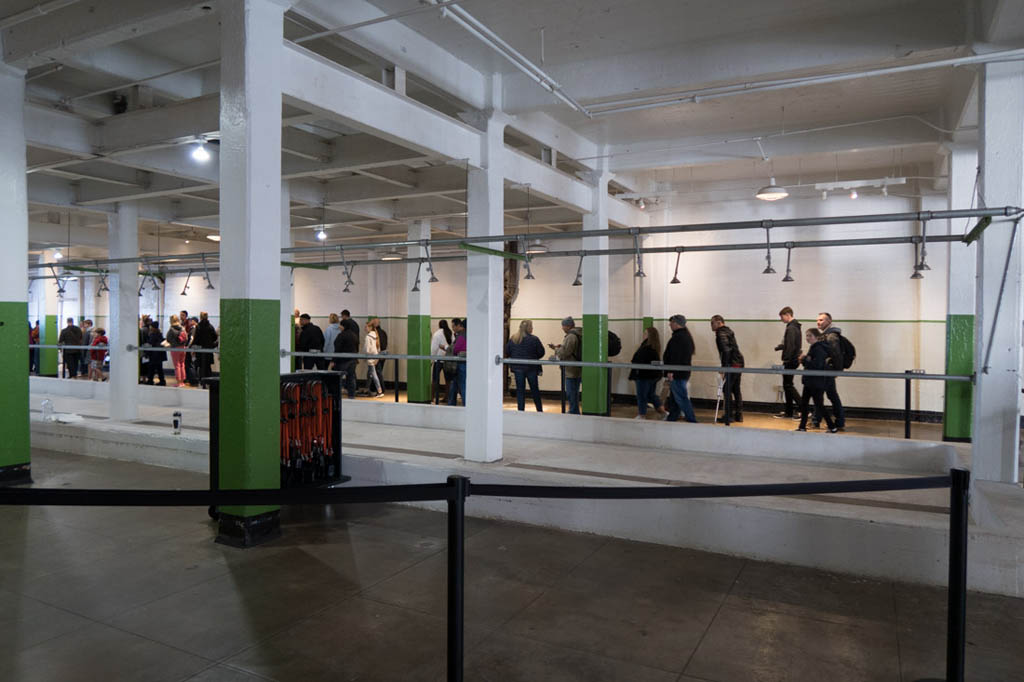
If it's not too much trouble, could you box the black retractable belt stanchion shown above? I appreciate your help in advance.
[946,468,970,682]
[394,358,400,403]
[905,370,913,439]
[560,366,566,414]
[447,475,468,682]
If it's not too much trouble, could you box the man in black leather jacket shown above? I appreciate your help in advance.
[711,315,744,422]
[774,306,803,419]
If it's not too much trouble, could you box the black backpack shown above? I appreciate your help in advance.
[607,330,622,358]
[838,334,856,369]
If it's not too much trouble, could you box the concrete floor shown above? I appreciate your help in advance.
[3,451,1023,681]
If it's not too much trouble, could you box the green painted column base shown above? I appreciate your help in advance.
[40,314,58,377]
[407,314,431,403]
[216,509,282,548]
[218,298,281,521]
[0,301,30,475]
[582,313,609,415]
[943,313,974,442]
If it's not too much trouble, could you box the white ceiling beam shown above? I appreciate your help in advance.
[95,93,218,153]
[979,0,1024,43]
[281,42,482,166]
[289,0,488,110]
[42,161,148,187]
[501,3,964,113]
[23,102,95,158]
[62,44,208,101]
[281,127,332,161]
[1,0,215,69]
[321,165,466,205]
[76,176,214,205]
[604,117,943,172]
[497,110,599,171]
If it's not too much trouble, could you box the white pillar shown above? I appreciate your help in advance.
[0,64,31,478]
[279,179,292,373]
[581,161,610,414]
[464,118,504,463]
[974,61,1023,482]
[942,144,978,441]
[108,203,139,421]
[407,219,432,402]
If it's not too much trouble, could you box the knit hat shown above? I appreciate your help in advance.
[669,314,687,326]
[561,316,575,327]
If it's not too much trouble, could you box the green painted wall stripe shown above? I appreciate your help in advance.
[582,313,608,415]
[943,313,974,440]
[40,314,58,376]
[218,298,281,518]
[642,316,654,331]
[407,314,432,403]
[509,317,946,324]
[0,302,30,470]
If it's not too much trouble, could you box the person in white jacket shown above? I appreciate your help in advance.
[364,320,383,397]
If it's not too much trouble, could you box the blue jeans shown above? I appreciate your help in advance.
[513,369,543,411]
[634,379,662,416]
[448,363,466,406]
[564,376,581,414]
[667,378,697,423]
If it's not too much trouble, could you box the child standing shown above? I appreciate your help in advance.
[89,328,108,381]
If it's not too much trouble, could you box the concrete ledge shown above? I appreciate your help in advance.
[342,399,963,475]
[30,415,208,473]
[30,376,209,410]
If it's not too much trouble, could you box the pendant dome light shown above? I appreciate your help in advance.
[755,177,788,201]
[522,184,548,255]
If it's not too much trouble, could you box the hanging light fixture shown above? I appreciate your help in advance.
[849,189,858,200]
[181,270,192,296]
[380,247,402,261]
[781,244,794,282]
[571,253,584,286]
[201,253,215,290]
[762,227,776,274]
[521,184,548,254]
[316,228,327,241]
[910,242,924,279]
[191,137,211,162]
[425,245,439,283]
[670,248,682,284]
[206,234,221,242]
[525,238,548,254]
[410,261,422,293]
[917,220,930,271]
[53,249,63,260]
[633,234,645,278]
[96,261,109,295]
[755,177,788,201]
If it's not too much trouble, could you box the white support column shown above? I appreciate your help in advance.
[464,118,504,462]
[217,0,287,528]
[943,144,978,441]
[0,64,31,479]
[108,202,139,421]
[279,179,293,373]
[974,62,1023,482]
[581,159,611,415]
[407,219,432,402]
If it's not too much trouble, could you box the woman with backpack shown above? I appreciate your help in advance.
[364,319,384,398]
[629,327,666,419]
[505,319,545,411]
[167,315,188,386]
[796,328,838,433]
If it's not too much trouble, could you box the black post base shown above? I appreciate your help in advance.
[215,509,281,548]
[0,463,32,486]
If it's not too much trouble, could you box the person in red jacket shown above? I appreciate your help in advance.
[89,328,108,381]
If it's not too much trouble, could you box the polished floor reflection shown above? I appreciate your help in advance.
[1,450,1022,681]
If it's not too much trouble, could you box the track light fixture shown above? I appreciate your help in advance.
[917,221,930,271]
[525,238,548,254]
[910,242,924,279]
[425,245,439,283]
[781,244,794,282]
[762,227,776,274]
[670,248,682,284]
[96,261,110,295]
[571,253,584,286]
[181,270,192,296]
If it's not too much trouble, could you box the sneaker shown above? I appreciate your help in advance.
[828,427,839,433]
[773,412,791,419]
[634,415,646,420]
[836,425,846,432]
[375,392,385,398]
[795,427,807,432]
[660,413,669,421]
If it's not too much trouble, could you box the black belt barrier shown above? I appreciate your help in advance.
[0,469,969,682]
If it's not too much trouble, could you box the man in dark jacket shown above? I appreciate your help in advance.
[812,312,845,430]
[191,312,218,383]
[340,309,359,336]
[663,314,697,423]
[334,325,360,398]
[711,314,744,422]
[58,317,84,378]
[296,313,326,370]
[774,306,803,419]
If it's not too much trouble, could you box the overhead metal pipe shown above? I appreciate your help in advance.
[25,207,1016,271]
[293,0,465,43]
[588,47,1024,117]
